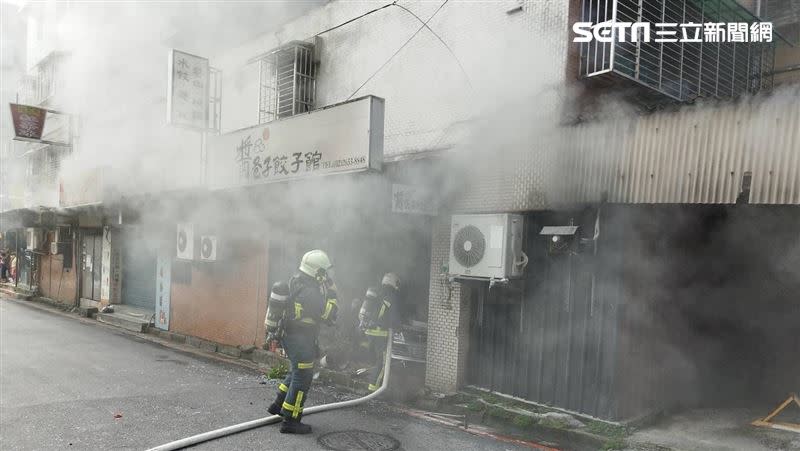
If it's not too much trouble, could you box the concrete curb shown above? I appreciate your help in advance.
[145,326,372,393]
[3,294,370,394]
[0,286,34,301]
[3,294,606,449]
[421,390,629,451]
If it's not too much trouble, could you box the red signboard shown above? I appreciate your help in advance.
[9,103,47,141]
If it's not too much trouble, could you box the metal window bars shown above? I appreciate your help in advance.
[578,0,776,102]
[16,53,66,106]
[257,41,317,124]
[26,143,70,187]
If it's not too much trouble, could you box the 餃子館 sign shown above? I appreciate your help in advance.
[207,96,384,189]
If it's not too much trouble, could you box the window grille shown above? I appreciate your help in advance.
[257,41,316,123]
[578,0,776,101]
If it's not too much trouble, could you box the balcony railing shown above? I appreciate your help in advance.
[17,52,64,106]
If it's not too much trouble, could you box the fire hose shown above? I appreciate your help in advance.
[146,330,393,451]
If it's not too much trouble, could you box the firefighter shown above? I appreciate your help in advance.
[358,272,400,392]
[264,249,338,434]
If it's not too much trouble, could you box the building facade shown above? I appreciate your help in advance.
[3,0,799,422]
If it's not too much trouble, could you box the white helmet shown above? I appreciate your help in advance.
[381,272,400,290]
[299,249,332,278]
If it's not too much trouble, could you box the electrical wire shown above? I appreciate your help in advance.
[346,0,450,100]
[391,2,471,88]
[314,1,398,37]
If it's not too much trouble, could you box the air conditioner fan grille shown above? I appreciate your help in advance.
[177,230,188,252]
[201,237,214,258]
[453,225,486,268]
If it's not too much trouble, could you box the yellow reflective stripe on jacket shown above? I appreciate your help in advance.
[321,298,337,321]
[278,383,288,393]
[282,401,294,412]
[291,302,317,325]
[378,300,391,319]
[365,328,389,337]
[297,361,314,369]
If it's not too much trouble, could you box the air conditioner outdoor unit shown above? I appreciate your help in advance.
[449,214,525,279]
[176,223,194,260]
[199,235,217,261]
[26,228,43,250]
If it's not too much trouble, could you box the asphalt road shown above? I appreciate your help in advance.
[0,298,531,451]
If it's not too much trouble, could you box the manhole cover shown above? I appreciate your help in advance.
[318,430,400,451]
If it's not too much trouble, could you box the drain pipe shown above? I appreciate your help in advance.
[147,330,394,451]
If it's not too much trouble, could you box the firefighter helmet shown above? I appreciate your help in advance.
[299,249,332,278]
[381,272,400,290]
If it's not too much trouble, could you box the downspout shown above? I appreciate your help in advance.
[73,228,80,307]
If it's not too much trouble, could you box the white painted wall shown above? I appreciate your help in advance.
[215,0,572,160]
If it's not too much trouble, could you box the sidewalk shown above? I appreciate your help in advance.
[8,293,797,451]
[1,294,564,450]
[625,407,800,451]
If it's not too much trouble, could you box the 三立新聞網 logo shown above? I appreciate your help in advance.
[573,21,773,44]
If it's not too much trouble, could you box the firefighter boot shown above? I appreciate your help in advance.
[267,402,282,415]
[268,382,290,415]
[280,418,312,434]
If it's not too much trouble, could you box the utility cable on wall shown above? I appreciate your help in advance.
[346,0,451,100]
[250,0,471,98]
[314,1,398,37]
[391,2,471,88]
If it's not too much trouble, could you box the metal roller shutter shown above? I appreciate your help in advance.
[121,228,157,311]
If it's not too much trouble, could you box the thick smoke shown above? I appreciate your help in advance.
[31,1,800,414]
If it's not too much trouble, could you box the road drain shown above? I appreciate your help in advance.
[318,430,400,451]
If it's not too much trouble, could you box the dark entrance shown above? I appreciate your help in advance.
[80,230,103,301]
[121,227,157,311]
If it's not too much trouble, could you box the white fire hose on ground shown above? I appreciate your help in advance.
[147,330,393,451]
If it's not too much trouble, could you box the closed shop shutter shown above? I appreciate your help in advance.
[121,228,157,311]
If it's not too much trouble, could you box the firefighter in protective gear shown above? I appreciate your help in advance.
[359,272,400,392]
[265,249,338,434]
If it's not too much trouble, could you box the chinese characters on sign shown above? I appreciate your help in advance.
[392,184,437,216]
[168,50,209,130]
[9,103,47,141]
[573,21,773,43]
[207,96,384,189]
[234,130,327,181]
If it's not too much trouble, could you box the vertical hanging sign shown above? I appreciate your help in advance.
[9,103,47,140]
[167,49,210,130]
[155,250,172,330]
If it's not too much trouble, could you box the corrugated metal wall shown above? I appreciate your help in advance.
[468,205,800,421]
[467,211,622,419]
[559,89,800,205]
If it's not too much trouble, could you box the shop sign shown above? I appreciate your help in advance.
[10,103,46,141]
[208,96,384,189]
[167,49,209,130]
[392,184,437,216]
